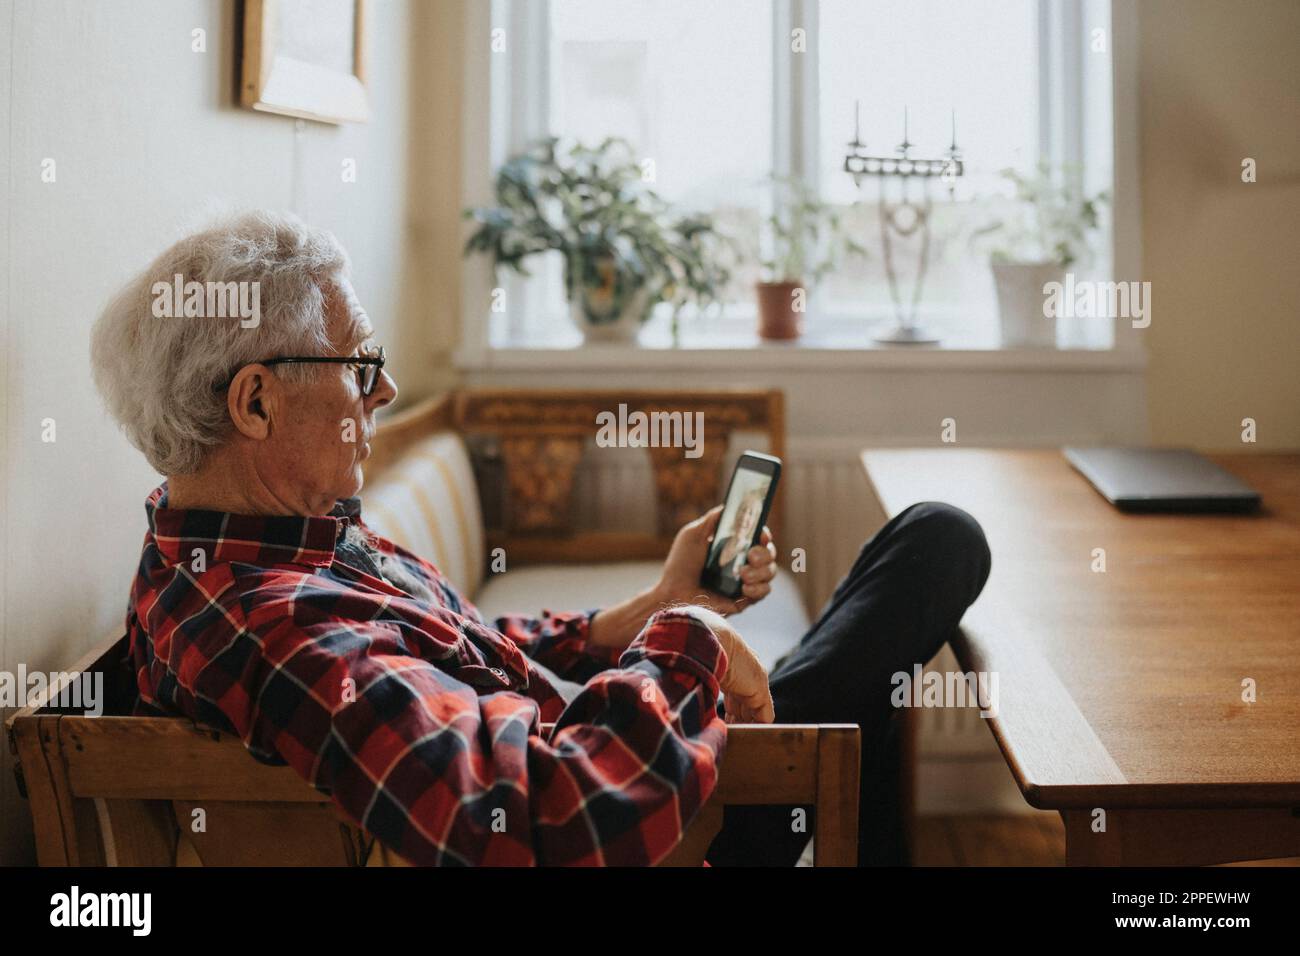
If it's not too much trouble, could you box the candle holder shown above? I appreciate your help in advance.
[844,105,964,344]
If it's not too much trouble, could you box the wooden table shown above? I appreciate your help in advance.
[862,449,1300,866]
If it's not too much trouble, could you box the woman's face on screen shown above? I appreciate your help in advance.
[735,497,761,544]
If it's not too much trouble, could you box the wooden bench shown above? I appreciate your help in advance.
[7,388,861,866]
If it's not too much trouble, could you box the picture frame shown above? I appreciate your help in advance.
[240,0,369,125]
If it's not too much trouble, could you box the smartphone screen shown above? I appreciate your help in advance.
[700,452,781,598]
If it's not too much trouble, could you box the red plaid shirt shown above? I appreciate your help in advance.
[126,484,728,865]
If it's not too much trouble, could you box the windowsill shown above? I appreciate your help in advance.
[455,313,1146,373]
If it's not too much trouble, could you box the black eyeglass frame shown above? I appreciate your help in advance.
[214,346,386,396]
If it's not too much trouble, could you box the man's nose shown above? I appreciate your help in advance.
[368,368,398,410]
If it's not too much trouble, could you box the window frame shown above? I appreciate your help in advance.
[457,0,1144,366]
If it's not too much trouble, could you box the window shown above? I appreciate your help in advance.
[480,0,1114,350]
[550,0,773,210]
[502,0,773,347]
[816,0,1039,341]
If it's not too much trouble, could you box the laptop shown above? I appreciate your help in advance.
[1063,447,1262,513]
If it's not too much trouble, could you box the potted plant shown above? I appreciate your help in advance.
[971,165,1108,348]
[755,177,868,340]
[464,137,731,344]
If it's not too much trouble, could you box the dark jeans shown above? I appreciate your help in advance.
[706,501,992,867]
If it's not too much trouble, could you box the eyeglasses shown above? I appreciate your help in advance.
[215,345,386,396]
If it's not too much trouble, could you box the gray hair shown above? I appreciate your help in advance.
[91,210,350,474]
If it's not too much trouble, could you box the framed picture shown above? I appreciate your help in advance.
[241,0,368,124]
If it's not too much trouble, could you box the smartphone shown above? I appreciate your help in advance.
[699,451,782,599]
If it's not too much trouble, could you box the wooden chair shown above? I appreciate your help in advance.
[6,388,861,866]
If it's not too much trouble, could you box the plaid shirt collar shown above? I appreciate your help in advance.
[145,483,363,570]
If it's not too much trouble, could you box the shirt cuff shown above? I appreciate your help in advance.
[618,608,729,693]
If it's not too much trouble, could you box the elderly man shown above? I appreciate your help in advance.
[92,211,989,867]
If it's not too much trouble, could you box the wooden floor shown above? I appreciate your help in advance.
[914,813,1067,866]
[913,814,1300,866]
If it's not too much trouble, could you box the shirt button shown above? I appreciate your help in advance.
[489,667,507,682]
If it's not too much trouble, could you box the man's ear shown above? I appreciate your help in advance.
[226,365,276,440]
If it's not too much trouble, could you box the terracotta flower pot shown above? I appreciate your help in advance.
[756,280,804,340]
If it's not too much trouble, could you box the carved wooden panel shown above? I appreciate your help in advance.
[499,434,585,534]
[647,434,730,537]
[445,389,785,551]
[458,391,775,435]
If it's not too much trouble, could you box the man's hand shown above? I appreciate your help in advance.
[589,507,778,655]
[677,605,774,724]
[654,505,778,616]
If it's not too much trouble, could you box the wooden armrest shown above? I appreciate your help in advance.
[16,710,857,867]
[542,722,861,867]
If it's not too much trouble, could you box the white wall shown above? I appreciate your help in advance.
[0,0,432,865]
[1138,0,1300,450]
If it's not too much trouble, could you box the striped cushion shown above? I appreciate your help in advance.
[361,431,486,597]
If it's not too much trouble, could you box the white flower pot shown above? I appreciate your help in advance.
[567,254,654,344]
[991,260,1065,348]
[569,288,652,343]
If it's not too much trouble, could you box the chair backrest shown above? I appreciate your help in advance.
[362,430,487,597]
[11,697,858,866]
[10,706,363,867]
